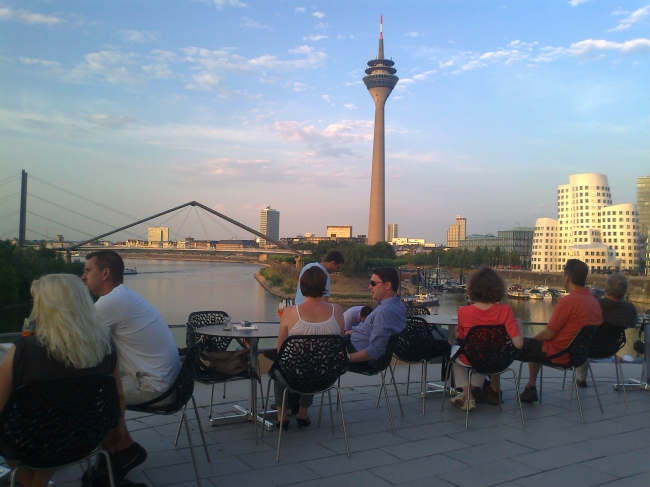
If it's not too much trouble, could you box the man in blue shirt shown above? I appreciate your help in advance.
[294,251,344,304]
[349,267,407,364]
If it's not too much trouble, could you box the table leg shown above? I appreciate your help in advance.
[426,324,457,395]
[618,321,649,391]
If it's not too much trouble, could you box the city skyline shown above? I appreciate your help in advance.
[1,1,649,244]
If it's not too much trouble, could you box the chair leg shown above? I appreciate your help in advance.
[420,361,426,416]
[376,357,396,407]
[334,386,350,458]
[223,381,226,399]
[379,369,395,432]
[440,359,453,411]
[182,409,203,487]
[406,363,412,396]
[209,383,215,419]
[587,363,604,414]
[562,369,567,391]
[508,369,526,429]
[174,405,185,446]
[388,364,405,417]
[465,369,472,430]
[318,391,325,427]
[496,374,502,412]
[572,368,585,424]
[539,365,544,404]
[616,356,628,405]
[260,377,273,439]
[336,377,341,412]
[98,450,117,487]
[252,378,258,445]
[328,389,335,433]
[191,395,211,462]
[276,389,288,463]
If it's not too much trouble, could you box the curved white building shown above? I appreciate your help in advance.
[531,218,559,272]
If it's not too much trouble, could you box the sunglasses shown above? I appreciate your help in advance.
[369,280,384,287]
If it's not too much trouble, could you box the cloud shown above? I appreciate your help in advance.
[266,119,373,155]
[239,17,271,30]
[321,94,332,104]
[0,7,63,25]
[68,50,143,85]
[85,114,138,129]
[303,35,327,41]
[344,103,357,110]
[569,38,650,55]
[117,30,158,43]
[19,57,61,69]
[312,12,325,19]
[413,70,436,81]
[609,6,650,32]
[212,0,247,10]
[288,81,310,91]
[185,72,223,91]
[568,0,590,6]
[405,32,423,37]
[295,7,306,13]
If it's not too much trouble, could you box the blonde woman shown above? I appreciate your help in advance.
[0,274,126,487]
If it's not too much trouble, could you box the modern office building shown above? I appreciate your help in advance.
[638,175,650,239]
[458,227,534,268]
[387,223,398,241]
[326,225,352,239]
[364,17,399,245]
[531,173,641,272]
[259,206,280,247]
[446,215,467,248]
[148,226,169,242]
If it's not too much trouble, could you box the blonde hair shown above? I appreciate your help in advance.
[30,274,112,369]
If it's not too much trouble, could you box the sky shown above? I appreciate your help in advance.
[1,0,649,245]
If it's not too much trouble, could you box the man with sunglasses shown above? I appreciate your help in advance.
[348,267,407,364]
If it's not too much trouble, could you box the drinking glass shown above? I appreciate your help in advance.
[278,300,285,317]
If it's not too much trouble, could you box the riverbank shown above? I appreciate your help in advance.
[116,252,260,265]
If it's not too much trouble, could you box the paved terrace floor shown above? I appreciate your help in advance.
[49,362,650,487]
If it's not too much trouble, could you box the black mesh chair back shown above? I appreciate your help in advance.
[187,311,231,349]
[455,325,519,374]
[0,374,119,469]
[405,306,430,317]
[269,335,349,394]
[588,324,626,360]
[545,325,599,369]
[390,317,449,363]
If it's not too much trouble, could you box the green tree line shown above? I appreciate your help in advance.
[0,240,85,308]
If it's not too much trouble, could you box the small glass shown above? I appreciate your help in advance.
[22,318,36,337]
[278,300,285,317]
[223,316,232,330]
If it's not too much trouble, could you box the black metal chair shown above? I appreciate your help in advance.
[405,306,430,317]
[441,325,526,430]
[0,374,120,487]
[518,325,600,424]
[187,311,263,420]
[346,344,405,432]
[261,335,350,462]
[127,338,210,487]
[389,317,451,415]
[562,323,628,406]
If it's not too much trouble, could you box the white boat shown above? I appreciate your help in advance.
[124,267,138,275]
[525,289,545,300]
[508,291,529,300]
[414,293,440,307]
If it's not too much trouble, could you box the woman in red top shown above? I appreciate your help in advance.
[450,266,524,412]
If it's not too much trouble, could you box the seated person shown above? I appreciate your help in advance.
[343,305,373,334]
[575,272,637,387]
[0,275,128,487]
[82,250,180,476]
[519,259,602,402]
[348,267,407,365]
[274,266,345,429]
[450,266,523,412]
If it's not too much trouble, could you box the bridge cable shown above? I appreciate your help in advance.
[0,210,20,223]
[26,211,96,238]
[193,207,211,242]
[198,207,239,239]
[0,228,19,239]
[0,192,21,205]
[0,175,21,187]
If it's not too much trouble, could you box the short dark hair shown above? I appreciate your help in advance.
[323,250,344,265]
[359,306,373,318]
[467,266,506,303]
[371,267,399,292]
[86,250,124,285]
[300,265,327,298]
[605,273,628,300]
[564,259,588,287]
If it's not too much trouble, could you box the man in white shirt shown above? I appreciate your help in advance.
[82,250,180,477]
[294,251,344,304]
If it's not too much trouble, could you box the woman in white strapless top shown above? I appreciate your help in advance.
[274,265,344,429]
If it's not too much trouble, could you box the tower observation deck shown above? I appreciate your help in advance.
[364,16,399,244]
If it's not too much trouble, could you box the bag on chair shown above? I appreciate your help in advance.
[200,349,250,376]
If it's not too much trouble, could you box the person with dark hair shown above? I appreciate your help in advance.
[274,266,345,429]
[519,259,602,402]
[82,250,180,477]
[575,272,637,387]
[294,250,345,304]
[348,267,406,364]
[449,267,523,411]
[342,305,374,334]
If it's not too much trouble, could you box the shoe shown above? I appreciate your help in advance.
[450,392,466,409]
[576,379,587,388]
[276,419,289,431]
[520,386,538,403]
[460,399,476,412]
[473,387,502,406]
[83,443,148,481]
[296,416,311,429]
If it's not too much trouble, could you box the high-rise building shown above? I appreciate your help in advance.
[259,206,280,246]
[148,226,169,242]
[637,174,650,239]
[446,215,467,248]
[364,17,398,245]
[326,225,352,238]
[531,173,641,272]
[458,227,534,268]
[387,223,398,241]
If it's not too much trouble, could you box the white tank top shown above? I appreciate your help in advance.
[289,304,341,336]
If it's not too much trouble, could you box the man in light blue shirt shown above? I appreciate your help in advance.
[294,251,345,304]
[350,267,407,364]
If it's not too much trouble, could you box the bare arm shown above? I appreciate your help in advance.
[276,307,292,352]
[349,349,373,362]
[535,327,558,342]
[0,346,15,415]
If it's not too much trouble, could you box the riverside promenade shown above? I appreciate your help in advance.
[47,362,650,487]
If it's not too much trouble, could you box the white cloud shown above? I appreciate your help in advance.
[289,81,310,92]
[609,6,650,32]
[412,70,436,81]
[86,114,137,129]
[303,35,327,41]
[212,0,247,10]
[321,94,332,104]
[68,50,143,85]
[569,38,650,55]
[117,30,158,43]
[186,72,223,91]
[312,12,325,19]
[19,57,61,69]
[405,32,422,37]
[239,17,271,30]
[569,0,590,6]
[344,103,357,110]
[0,7,63,25]
[295,7,306,13]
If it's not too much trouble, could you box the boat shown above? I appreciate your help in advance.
[124,267,138,275]
[526,289,544,300]
[414,293,440,307]
[507,291,529,300]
